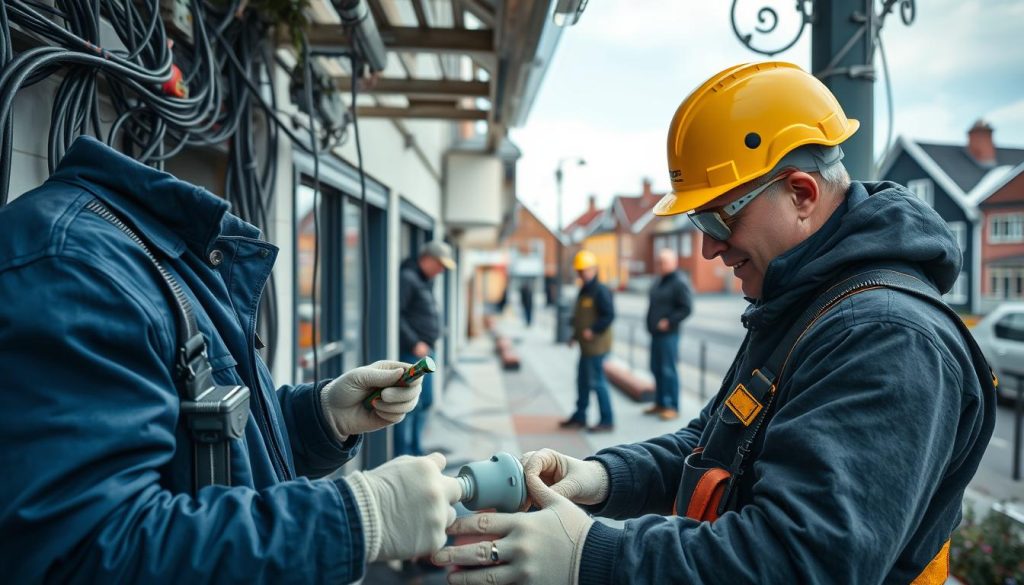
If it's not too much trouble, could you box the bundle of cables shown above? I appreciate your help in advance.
[0,0,362,372]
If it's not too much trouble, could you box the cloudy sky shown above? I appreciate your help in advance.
[509,0,1024,230]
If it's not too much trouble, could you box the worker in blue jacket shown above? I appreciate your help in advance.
[433,62,995,584]
[0,136,462,583]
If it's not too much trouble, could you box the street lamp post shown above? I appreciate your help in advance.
[554,157,586,343]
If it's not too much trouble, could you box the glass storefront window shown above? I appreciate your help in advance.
[343,198,363,372]
[295,184,320,382]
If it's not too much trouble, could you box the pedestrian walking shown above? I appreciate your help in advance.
[520,278,535,326]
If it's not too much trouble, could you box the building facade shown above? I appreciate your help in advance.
[878,121,1024,314]
[978,163,1024,305]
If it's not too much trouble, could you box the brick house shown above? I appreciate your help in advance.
[878,120,1024,313]
[574,179,661,290]
[502,200,569,304]
[977,162,1024,306]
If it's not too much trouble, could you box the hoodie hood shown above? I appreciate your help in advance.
[743,181,962,330]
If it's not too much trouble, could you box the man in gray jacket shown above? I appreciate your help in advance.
[394,241,455,456]
[432,62,995,585]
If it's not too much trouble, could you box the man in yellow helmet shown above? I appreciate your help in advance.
[434,62,995,585]
[560,249,616,433]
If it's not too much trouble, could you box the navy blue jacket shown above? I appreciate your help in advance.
[579,182,995,584]
[0,137,367,583]
[645,270,692,335]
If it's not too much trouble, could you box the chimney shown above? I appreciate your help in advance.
[967,119,997,167]
[587,194,596,213]
[642,177,653,199]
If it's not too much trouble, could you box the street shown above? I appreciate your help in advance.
[610,290,1024,510]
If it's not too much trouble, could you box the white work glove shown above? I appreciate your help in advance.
[320,360,421,440]
[433,471,594,585]
[342,453,463,562]
[520,449,609,507]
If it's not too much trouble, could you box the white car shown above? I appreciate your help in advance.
[971,302,1024,404]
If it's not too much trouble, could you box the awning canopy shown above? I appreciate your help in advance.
[304,0,565,149]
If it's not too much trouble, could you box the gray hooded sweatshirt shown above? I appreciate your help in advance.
[579,181,995,584]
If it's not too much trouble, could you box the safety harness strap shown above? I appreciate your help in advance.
[684,268,995,516]
[85,199,250,495]
[676,268,997,582]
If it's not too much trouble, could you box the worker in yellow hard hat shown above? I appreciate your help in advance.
[557,249,615,433]
[439,61,995,585]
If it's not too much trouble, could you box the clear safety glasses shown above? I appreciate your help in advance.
[687,171,793,241]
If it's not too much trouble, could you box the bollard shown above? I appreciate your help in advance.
[699,341,707,402]
[629,322,636,371]
[1014,373,1023,482]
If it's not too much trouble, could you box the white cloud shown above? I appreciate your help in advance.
[514,0,1024,228]
[988,99,1024,145]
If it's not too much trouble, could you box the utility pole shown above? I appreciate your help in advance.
[554,157,585,343]
[812,0,875,180]
[731,0,916,181]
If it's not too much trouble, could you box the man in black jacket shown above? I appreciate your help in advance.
[433,61,995,585]
[394,241,455,456]
[645,249,693,420]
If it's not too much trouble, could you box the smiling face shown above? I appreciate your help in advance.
[697,170,830,299]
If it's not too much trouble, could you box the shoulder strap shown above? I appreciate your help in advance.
[85,200,250,494]
[714,269,997,515]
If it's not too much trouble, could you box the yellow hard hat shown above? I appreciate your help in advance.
[655,61,859,216]
[573,250,598,271]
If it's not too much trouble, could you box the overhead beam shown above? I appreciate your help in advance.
[306,26,494,58]
[452,0,465,28]
[333,77,490,99]
[411,0,429,28]
[367,0,390,27]
[356,106,489,120]
[462,0,495,28]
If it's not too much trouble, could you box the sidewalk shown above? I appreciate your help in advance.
[424,306,706,468]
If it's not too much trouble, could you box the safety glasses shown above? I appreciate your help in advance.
[687,171,793,241]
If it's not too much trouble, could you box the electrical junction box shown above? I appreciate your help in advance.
[444,152,504,229]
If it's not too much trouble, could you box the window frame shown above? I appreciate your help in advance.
[908,178,934,207]
[989,212,1024,244]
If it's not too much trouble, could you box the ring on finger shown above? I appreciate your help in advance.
[490,542,500,564]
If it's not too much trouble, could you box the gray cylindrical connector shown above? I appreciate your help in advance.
[457,452,527,513]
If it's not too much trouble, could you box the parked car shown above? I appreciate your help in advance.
[971,302,1024,404]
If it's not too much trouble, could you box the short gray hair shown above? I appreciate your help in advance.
[752,144,851,197]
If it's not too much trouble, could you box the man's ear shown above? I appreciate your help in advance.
[786,171,820,220]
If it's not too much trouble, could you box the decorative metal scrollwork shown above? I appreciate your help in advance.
[730,0,814,57]
[879,0,916,26]
[731,0,916,58]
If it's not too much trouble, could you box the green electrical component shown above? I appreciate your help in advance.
[362,356,436,410]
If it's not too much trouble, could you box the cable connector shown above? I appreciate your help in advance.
[161,64,188,98]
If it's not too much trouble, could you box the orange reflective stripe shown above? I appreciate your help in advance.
[910,539,950,585]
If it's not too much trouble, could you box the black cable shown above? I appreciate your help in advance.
[348,55,371,365]
[302,39,321,385]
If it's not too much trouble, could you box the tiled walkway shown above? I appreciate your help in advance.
[424,306,708,469]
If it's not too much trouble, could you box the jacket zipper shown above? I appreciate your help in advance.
[246,305,292,480]
[88,201,292,482]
